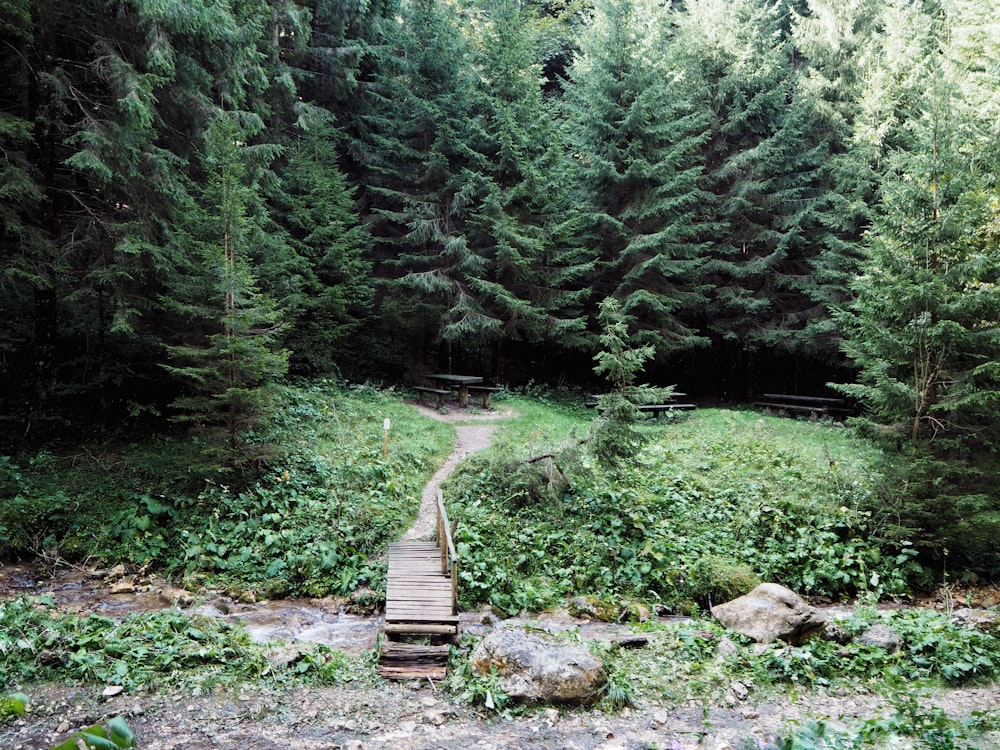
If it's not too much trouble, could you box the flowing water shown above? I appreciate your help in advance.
[0,561,382,655]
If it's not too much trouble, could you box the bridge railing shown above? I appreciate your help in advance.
[435,488,459,615]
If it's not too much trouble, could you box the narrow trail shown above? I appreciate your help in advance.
[401,403,512,541]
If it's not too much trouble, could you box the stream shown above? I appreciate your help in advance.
[0,561,642,656]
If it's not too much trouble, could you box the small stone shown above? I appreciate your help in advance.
[102,686,125,697]
[731,681,749,701]
[741,709,760,720]
[55,722,70,733]
[715,636,739,661]
[650,710,669,728]
[108,579,136,595]
[857,624,903,653]
[423,710,446,726]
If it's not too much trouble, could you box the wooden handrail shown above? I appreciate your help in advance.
[435,489,459,615]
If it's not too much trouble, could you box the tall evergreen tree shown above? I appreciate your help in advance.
[274,124,374,375]
[356,0,500,367]
[468,0,592,361]
[0,0,280,426]
[674,0,854,386]
[835,0,1000,569]
[162,114,289,458]
[562,0,712,357]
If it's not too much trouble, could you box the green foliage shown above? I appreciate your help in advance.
[0,692,28,721]
[562,0,710,355]
[51,717,136,750]
[449,409,919,611]
[833,0,1000,573]
[447,649,513,713]
[0,592,368,694]
[450,405,908,612]
[161,113,289,459]
[589,298,677,470]
[1,382,451,598]
[0,595,267,690]
[271,124,374,376]
[173,382,451,597]
[757,689,1000,750]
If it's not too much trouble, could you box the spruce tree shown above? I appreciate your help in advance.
[562,0,712,357]
[273,124,374,375]
[357,0,498,366]
[162,114,289,459]
[835,0,1000,570]
[675,0,848,375]
[468,0,592,362]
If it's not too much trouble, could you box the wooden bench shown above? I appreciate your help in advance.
[753,394,850,421]
[586,399,696,418]
[466,385,500,409]
[637,403,696,418]
[413,386,450,409]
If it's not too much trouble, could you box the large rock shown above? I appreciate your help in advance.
[953,608,1000,635]
[856,623,903,653]
[710,583,827,645]
[470,626,606,705]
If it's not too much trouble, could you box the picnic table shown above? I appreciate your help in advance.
[586,391,696,417]
[427,373,483,408]
[754,393,850,421]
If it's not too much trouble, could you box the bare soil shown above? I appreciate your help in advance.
[4,671,999,749]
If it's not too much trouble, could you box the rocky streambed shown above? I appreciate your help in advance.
[3,561,1000,750]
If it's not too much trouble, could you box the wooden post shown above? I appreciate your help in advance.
[383,418,390,459]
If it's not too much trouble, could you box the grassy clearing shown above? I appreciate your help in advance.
[446,404,918,614]
[2,385,1000,741]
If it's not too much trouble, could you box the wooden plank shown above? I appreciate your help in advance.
[761,393,845,404]
[377,665,448,680]
[384,623,457,635]
[384,537,459,637]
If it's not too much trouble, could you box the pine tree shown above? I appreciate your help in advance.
[467,0,592,363]
[675,0,848,374]
[162,114,289,458]
[356,0,498,366]
[273,124,374,375]
[0,0,280,426]
[589,298,674,469]
[835,0,1000,569]
[562,0,712,357]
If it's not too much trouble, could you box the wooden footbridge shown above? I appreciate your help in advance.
[378,490,459,680]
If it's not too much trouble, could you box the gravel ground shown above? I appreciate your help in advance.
[4,678,1000,749]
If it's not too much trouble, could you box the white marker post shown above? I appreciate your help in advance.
[383,418,391,459]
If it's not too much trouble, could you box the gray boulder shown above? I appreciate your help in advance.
[711,583,827,645]
[856,623,903,653]
[470,626,606,704]
[953,608,1000,635]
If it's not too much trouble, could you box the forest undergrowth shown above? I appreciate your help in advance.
[2,381,1000,749]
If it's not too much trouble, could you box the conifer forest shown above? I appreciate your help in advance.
[1,1,999,569]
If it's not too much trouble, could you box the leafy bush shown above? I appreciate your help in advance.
[51,716,136,750]
[3,381,452,598]
[0,595,270,690]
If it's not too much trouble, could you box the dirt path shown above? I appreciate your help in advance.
[401,402,512,541]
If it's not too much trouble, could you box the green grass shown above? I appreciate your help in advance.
[445,404,917,613]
